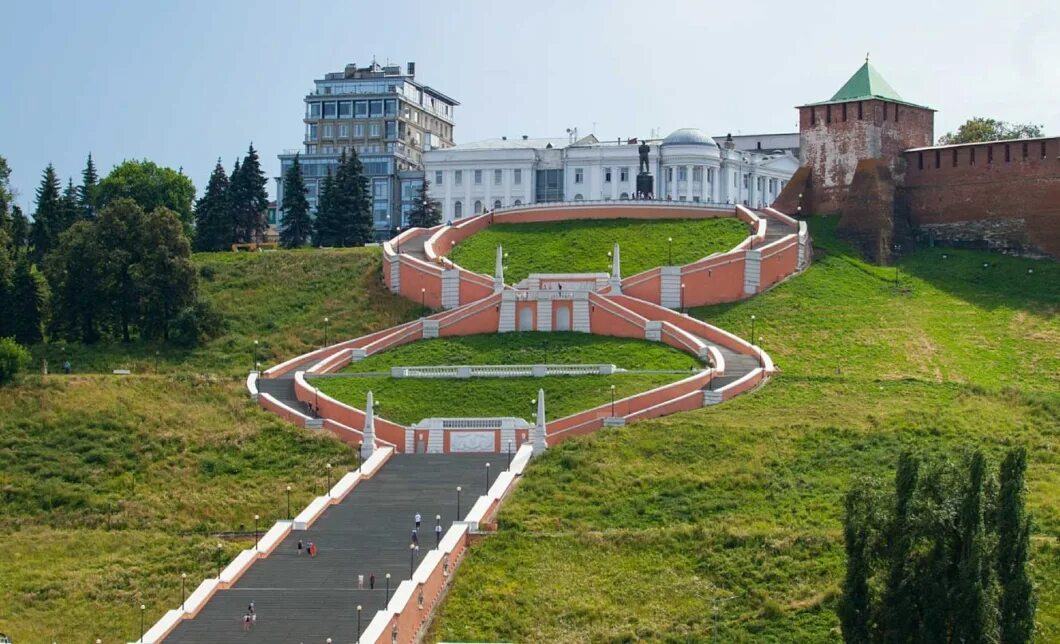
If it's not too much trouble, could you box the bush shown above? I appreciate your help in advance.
[0,336,31,385]
[169,297,225,348]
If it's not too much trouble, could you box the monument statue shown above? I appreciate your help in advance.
[638,140,651,174]
[635,138,654,199]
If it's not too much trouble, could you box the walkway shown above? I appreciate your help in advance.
[165,454,494,643]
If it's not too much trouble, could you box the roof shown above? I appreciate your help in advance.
[904,135,1058,153]
[800,61,933,110]
[447,137,571,151]
[662,128,718,147]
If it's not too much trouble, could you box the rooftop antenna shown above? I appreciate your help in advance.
[865,52,870,63]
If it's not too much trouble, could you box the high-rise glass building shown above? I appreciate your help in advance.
[275,61,458,238]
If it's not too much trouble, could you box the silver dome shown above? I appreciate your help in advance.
[661,128,718,146]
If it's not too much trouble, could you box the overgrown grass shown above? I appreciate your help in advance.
[314,373,685,425]
[0,248,414,640]
[449,217,749,282]
[428,217,1060,643]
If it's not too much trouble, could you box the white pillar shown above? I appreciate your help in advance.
[609,243,622,294]
[532,388,547,455]
[685,165,693,201]
[494,244,504,292]
[700,165,708,202]
[363,390,376,458]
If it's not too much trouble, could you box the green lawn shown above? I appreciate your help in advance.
[314,373,686,425]
[0,248,415,641]
[449,217,749,283]
[427,217,1060,643]
[342,332,701,373]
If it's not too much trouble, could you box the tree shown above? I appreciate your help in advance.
[61,178,80,230]
[313,166,337,246]
[953,451,993,644]
[29,164,65,262]
[880,452,919,643]
[938,117,1044,145]
[997,448,1036,643]
[341,149,374,245]
[279,155,312,248]
[45,220,106,343]
[96,159,196,234]
[406,179,441,229]
[229,144,268,243]
[0,336,31,386]
[79,153,99,219]
[193,160,232,252]
[228,157,241,244]
[95,199,146,342]
[0,155,13,225]
[132,207,197,340]
[838,484,876,643]
[8,257,49,345]
[9,206,30,250]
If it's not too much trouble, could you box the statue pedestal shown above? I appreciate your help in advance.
[635,173,654,199]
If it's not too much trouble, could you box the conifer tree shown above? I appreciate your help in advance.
[79,153,99,219]
[193,160,232,252]
[313,166,338,246]
[9,206,30,250]
[228,157,242,245]
[331,149,373,245]
[997,448,1035,644]
[29,164,64,262]
[279,155,312,248]
[61,178,80,230]
[231,144,268,243]
[406,179,441,229]
[9,257,49,345]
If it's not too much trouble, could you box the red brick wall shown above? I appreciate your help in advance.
[900,138,1060,258]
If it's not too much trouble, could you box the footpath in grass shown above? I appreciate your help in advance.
[449,217,749,283]
[0,248,413,641]
[427,217,1060,643]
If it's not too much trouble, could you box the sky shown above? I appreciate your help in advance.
[2,0,1058,211]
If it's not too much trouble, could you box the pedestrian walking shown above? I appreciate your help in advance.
[297,539,303,556]
[435,523,442,545]
[308,541,316,557]
[242,613,252,631]
[369,573,375,590]
[62,360,71,374]
[411,529,418,546]
[358,574,364,590]
[414,512,422,529]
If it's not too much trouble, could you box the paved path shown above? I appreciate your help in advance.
[166,454,495,643]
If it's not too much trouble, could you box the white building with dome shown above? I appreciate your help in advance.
[421,128,799,221]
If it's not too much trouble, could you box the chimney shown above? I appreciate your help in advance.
[407,61,416,77]
[522,135,528,140]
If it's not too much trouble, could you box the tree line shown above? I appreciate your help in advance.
[839,448,1036,643]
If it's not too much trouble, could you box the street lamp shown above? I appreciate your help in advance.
[326,462,333,495]
[750,315,757,346]
[385,573,391,603]
[324,316,330,347]
[485,462,491,493]
[252,339,259,372]
[254,514,260,551]
[667,236,673,265]
[456,486,462,519]
[507,441,512,470]
[181,572,187,610]
[610,384,616,417]
[421,287,426,308]
[358,442,363,473]
[357,604,363,642]
[435,514,442,546]
[409,542,420,575]
[680,283,686,313]
[286,484,292,520]
[140,604,146,641]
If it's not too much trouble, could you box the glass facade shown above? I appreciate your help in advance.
[535,169,564,202]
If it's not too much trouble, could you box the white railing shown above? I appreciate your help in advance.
[390,363,617,379]
[490,198,734,213]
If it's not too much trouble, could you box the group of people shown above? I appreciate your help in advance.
[410,512,443,547]
[296,539,317,557]
[241,602,256,631]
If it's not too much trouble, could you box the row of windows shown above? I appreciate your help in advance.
[308,121,398,141]
[449,199,524,218]
[433,168,525,187]
[810,100,901,125]
[916,141,1050,170]
[308,99,399,119]
[574,166,632,184]
[663,167,715,182]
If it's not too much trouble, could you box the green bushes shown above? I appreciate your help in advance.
[0,336,30,385]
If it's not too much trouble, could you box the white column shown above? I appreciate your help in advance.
[609,243,622,294]
[701,165,708,202]
[464,170,471,214]
[504,169,512,206]
[611,169,618,199]
[685,165,693,201]
[532,388,547,455]
[363,391,376,458]
[494,244,504,292]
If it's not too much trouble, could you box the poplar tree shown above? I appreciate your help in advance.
[838,484,874,643]
[881,452,919,643]
[406,179,441,229]
[953,452,992,644]
[193,160,232,251]
[997,448,1035,644]
[30,164,64,262]
[279,155,312,248]
[79,153,99,219]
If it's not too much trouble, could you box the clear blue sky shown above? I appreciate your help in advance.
[2,0,1058,211]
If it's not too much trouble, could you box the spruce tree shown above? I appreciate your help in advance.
[313,166,337,246]
[228,157,242,245]
[997,448,1035,644]
[338,149,373,245]
[9,206,30,250]
[45,220,105,343]
[29,164,63,262]
[279,155,312,248]
[79,153,99,219]
[193,160,232,252]
[406,179,441,229]
[231,144,268,243]
[9,257,49,345]
[61,178,80,230]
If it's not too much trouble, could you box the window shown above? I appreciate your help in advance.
[620,167,629,182]
[369,123,381,138]
[826,105,832,123]
[693,167,702,181]
[455,170,463,185]
[474,170,482,185]
[1022,142,1029,159]
[918,152,923,170]
[1005,144,1010,162]
[666,167,673,181]
[323,124,333,139]
[338,101,352,118]
[323,102,337,119]
[1042,141,1048,159]
[970,148,976,165]
[307,123,318,141]
[619,192,629,200]
[370,100,383,117]
[309,102,321,118]
[385,99,398,116]
[435,171,443,185]
[513,169,522,185]
[493,199,502,209]
[494,169,502,185]
[385,121,397,139]
[883,103,888,121]
[353,124,365,138]
[339,125,349,138]
[574,194,583,200]
[935,150,941,168]
[842,103,848,121]
[894,105,899,122]
[953,149,958,167]
[354,101,368,117]
[514,199,522,206]
[678,167,687,181]
[987,146,994,164]
[474,200,483,214]
[604,167,612,182]
[810,107,816,126]
[454,200,462,218]
[858,102,863,119]
[574,168,584,184]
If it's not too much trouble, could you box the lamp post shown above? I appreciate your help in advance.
[357,604,363,642]
[358,442,363,473]
[409,543,420,575]
[326,462,332,496]
[385,573,391,603]
[421,287,426,309]
[750,315,756,346]
[254,514,260,551]
[507,441,512,470]
[680,283,686,313]
[215,543,223,578]
[668,236,673,265]
[610,384,616,417]
[181,572,187,610]
[286,484,292,520]
[485,462,491,493]
[456,486,462,519]
[435,514,442,547]
[140,604,146,641]
[252,339,259,372]
[324,316,330,347]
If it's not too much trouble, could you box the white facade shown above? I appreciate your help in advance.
[423,129,800,221]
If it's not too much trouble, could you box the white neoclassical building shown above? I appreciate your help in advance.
[422,128,799,221]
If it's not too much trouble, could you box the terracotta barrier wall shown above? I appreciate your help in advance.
[756,236,799,292]
[680,253,748,306]
[437,292,502,335]
[588,293,650,340]
[258,393,309,427]
[398,258,445,308]
[609,295,760,360]
[423,214,491,262]
[293,372,409,450]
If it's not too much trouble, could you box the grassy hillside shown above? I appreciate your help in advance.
[0,248,418,641]
[428,217,1060,643]
[449,217,749,282]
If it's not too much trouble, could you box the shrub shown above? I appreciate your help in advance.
[0,336,31,385]
[169,297,225,347]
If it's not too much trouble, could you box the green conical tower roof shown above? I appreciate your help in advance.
[831,61,902,102]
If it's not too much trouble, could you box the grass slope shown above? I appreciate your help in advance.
[449,218,749,283]
[0,248,417,641]
[428,217,1060,643]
